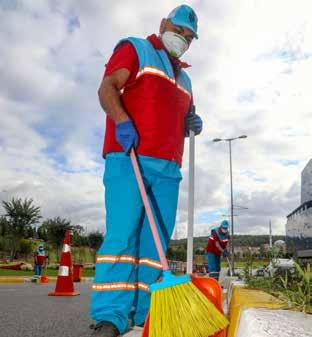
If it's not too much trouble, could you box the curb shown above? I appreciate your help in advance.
[0,277,26,283]
[0,276,94,283]
[227,286,286,337]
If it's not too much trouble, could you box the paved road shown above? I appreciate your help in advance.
[0,282,92,337]
[0,277,234,337]
[0,282,142,337]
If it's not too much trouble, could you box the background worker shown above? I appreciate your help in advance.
[33,243,46,277]
[205,220,230,280]
[90,4,202,337]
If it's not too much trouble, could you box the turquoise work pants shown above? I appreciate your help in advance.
[206,252,221,280]
[90,153,181,333]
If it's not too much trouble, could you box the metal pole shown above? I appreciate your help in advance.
[229,140,235,273]
[269,220,272,248]
[187,128,195,274]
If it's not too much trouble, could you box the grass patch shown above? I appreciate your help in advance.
[220,260,269,269]
[0,269,36,276]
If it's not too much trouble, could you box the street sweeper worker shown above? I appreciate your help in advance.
[205,220,230,280]
[90,4,202,337]
[33,244,46,277]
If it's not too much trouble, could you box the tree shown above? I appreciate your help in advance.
[18,239,33,258]
[72,225,88,247]
[25,226,36,239]
[88,231,103,262]
[40,217,73,261]
[2,198,41,261]
[37,222,48,241]
[166,246,174,260]
[0,216,9,236]
[39,217,85,262]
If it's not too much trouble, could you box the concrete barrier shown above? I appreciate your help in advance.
[227,287,285,337]
[236,308,312,337]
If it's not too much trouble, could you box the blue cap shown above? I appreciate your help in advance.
[221,220,229,229]
[167,4,198,39]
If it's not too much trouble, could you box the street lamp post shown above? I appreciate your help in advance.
[213,135,247,273]
[229,139,234,271]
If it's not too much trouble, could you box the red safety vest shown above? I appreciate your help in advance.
[34,252,46,265]
[206,228,229,257]
[103,35,192,166]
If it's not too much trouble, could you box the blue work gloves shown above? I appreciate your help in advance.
[223,249,229,257]
[115,119,139,152]
[185,113,203,136]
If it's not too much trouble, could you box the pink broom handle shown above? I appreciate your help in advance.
[130,149,169,271]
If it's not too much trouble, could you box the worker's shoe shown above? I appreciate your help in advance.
[90,321,120,337]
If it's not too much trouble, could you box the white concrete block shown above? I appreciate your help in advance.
[236,308,312,337]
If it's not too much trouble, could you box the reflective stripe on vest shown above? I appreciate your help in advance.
[136,66,191,98]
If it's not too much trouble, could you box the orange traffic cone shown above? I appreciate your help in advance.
[49,230,79,296]
[40,275,49,283]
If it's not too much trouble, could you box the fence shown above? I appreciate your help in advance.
[168,260,208,274]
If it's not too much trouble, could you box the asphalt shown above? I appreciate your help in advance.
[0,273,231,337]
[0,282,143,337]
[0,282,93,337]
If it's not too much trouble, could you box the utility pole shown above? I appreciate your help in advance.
[213,135,248,273]
[269,220,272,248]
[229,140,235,271]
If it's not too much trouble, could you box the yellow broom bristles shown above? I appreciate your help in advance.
[149,281,229,337]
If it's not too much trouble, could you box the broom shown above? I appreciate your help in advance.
[130,149,228,337]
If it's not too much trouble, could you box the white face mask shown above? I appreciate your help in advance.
[161,31,189,58]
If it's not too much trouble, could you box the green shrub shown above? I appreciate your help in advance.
[246,262,312,314]
[277,263,311,314]
[18,239,33,256]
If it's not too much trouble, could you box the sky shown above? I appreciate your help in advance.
[0,0,312,238]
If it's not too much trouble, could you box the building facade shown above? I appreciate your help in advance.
[286,159,312,257]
